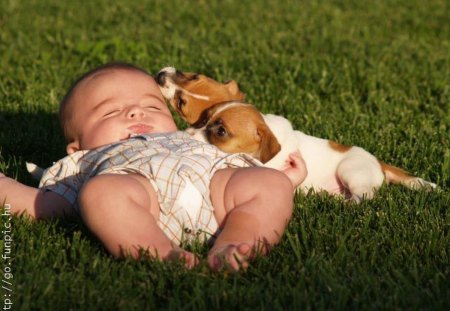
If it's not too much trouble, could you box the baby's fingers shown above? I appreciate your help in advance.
[287,150,305,168]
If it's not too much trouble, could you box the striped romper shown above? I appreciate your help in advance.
[39,131,260,244]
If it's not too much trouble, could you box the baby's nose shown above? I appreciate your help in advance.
[127,105,145,118]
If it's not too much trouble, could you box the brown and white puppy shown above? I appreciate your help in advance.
[185,101,282,163]
[155,67,245,126]
[155,67,437,202]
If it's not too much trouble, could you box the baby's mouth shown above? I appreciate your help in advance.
[128,124,153,135]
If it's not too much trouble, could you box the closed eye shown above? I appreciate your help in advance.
[103,110,120,117]
[144,105,161,111]
[176,97,185,110]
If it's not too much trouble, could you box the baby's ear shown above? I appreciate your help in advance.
[66,141,80,154]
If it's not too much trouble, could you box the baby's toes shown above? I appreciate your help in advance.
[230,244,252,271]
[208,243,253,272]
[180,252,200,269]
[166,248,199,269]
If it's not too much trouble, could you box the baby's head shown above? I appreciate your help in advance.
[60,62,178,154]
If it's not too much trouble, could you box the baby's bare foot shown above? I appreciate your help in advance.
[208,243,254,272]
[166,247,199,269]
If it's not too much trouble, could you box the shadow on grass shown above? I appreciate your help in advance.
[0,111,67,182]
[0,111,88,239]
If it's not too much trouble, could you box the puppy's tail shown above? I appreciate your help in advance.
[379,161,437,190]
[26,162,44,180]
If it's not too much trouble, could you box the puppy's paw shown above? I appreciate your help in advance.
[349,186,375,203]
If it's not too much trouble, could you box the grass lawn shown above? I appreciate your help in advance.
[1,0,449,310]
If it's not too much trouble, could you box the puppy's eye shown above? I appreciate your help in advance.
[216,126,227,137]
[176,97,185,110]
[191,74,199,80]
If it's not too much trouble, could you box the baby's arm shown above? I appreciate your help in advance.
[0,173,72,219]
[281,150,308,188]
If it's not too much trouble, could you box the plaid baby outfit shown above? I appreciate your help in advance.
[39,131,260,244]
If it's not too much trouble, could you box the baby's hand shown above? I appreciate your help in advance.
[281,150,307,189]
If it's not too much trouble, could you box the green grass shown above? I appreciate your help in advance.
[1,0,449,310]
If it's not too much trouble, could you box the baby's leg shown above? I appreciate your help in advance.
[78,174,198,268]
[209,167,294,272]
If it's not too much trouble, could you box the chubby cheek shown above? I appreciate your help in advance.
[79,122,125,150]
[155,114,178,132]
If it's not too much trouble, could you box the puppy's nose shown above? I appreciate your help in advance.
[155,71,166,86]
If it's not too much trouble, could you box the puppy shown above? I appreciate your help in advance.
[155,67,245,126]
[155,67,436,202]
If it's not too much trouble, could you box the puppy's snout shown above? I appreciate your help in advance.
[155,67,178,85]
[155,71,166,86]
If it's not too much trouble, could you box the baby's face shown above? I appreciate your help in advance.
[66,69,177,153]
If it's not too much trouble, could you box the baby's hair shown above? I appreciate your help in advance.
[59,62,151,142]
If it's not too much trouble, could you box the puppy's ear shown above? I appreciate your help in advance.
[256,125,281,163]
[225,80,246,100]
